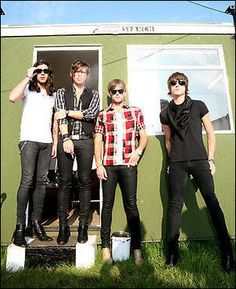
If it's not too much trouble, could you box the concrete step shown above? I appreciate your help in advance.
[6,235,98,271]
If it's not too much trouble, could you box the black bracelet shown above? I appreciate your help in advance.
[65,110,69,116]
[62,133,69,140]
[63,137,71,143]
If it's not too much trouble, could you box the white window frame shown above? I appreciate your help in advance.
[127,44,235,135]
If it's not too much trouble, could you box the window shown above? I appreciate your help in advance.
[127,45,234,135]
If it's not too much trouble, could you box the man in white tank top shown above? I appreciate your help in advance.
[9,59,57,246]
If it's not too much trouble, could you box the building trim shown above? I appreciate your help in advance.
[1,22,235,37]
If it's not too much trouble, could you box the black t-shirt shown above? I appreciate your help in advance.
[160,100,209,162]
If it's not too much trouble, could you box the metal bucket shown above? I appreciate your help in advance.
[111,231,131,261]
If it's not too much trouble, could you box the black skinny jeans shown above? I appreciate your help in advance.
[57,138,94,226]
[168,160,231,252]
[16,141,52,224]
[101,165,141,249]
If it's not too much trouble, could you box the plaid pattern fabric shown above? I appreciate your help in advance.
[95,103,145,165]
[55,87,100,136]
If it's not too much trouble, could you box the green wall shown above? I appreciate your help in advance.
[1,34,235,244]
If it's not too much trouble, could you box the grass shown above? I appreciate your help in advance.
[1,240,235,288]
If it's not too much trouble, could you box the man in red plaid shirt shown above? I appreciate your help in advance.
[94,79,148,266]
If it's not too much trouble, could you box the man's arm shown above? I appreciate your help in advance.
[137,128,148,154]
[9,67,36,103]
[55,90,100,121]
[162,124,171,158]
[128,128,148,167]
[94,133,107,180]
[202,112,216,175]
[51,114,58,158]
[55,89,74,156]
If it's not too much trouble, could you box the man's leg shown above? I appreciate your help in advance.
[75,138,94,242]
[166,161,188,266]
[56,140,73,245]
[191,160,235,272]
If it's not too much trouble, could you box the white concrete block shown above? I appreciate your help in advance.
[76,235,97,268]
[6,244,25,272]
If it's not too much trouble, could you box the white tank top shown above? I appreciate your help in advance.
[20,86,55,143]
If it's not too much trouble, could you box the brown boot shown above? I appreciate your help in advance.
[134,249,143,266]
[102,248,112,264]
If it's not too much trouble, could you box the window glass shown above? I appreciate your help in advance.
[128,45,234,135]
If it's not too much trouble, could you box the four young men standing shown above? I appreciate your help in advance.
[10,60,234,271]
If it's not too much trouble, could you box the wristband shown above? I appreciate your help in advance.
[62,133,69,140]
[208,159,215,164]
[65,110,69,116]
[63,137,71,143]
[136,149,143,156]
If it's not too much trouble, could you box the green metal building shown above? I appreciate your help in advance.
[1,22,235,245]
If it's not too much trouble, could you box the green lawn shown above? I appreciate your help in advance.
[1,240,235,288]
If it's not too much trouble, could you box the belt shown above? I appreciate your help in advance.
[71,134,93,140]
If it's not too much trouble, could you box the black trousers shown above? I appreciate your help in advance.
[168,159,231,253]
[101,165,141,249]
[16,141,52,224]
[57,138,94,226]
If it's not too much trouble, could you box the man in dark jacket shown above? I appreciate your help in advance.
[55,60,100,245]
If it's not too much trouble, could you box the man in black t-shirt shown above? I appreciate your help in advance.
[160,72,235,273]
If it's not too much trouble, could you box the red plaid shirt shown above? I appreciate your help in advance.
[95,103,146,165]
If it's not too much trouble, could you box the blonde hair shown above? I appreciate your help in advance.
[108,79,126,92]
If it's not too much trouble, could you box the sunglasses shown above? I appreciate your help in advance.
[111,89,125,95]
[170,80,186,86]
[34,68,50,74]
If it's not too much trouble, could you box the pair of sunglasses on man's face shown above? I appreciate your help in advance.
[170,80,186,86]
[110,89,125,95]
[34,68,50,74]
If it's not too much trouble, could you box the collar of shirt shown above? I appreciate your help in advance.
[106,102,129,112]
[72,84,88,96]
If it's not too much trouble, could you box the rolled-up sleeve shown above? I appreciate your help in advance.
[136,108,146,131]
[55,88,68,125]
[82,90,100,121]
[95,112,104,134]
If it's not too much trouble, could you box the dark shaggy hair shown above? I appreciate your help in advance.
[167,72,189,97]
[29,59,55,96]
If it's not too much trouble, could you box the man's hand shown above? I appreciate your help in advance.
[128,150,141,167]
[96,165,108,180]
[63,139,74,156]
[26,67,37,79]
[209,161,216,175]
[55,109,66,120]
[51,142,57,158]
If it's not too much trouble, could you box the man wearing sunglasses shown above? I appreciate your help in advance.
[55,60,100,245]
[160,72,235,272]
[94,79,148,266]
[9,59,56,246]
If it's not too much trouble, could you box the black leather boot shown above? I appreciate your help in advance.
[77,225,88,243]
[222,254,235,273]
[25,224,33,237]
[12,224,27,247]
[220,238,235,272]
[57,225,70,245]
[32,220,53,241]
[165,239,179,267]
[165,253,178,267]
